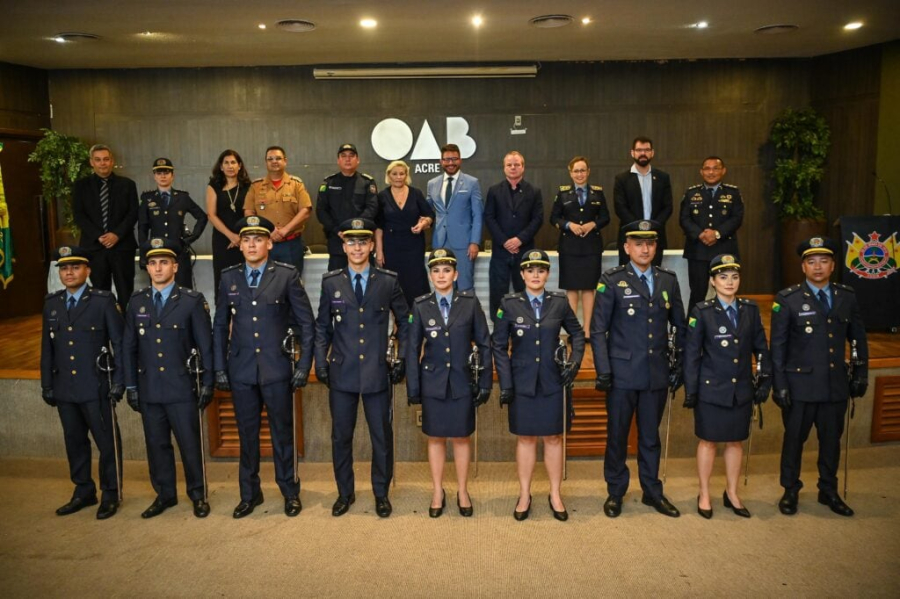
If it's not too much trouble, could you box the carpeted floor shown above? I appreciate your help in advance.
[1,447,898,598]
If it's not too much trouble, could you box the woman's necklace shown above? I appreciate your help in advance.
[226,184,239,212]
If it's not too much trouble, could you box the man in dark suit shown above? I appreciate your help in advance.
[213,216,314,519]
[41,246,125,520]
[613,137,673,267]
[483,151,544,321]
[123,238,214,519]
[315,218,409,518]
[770,237,868,517]
[72,144,139,311]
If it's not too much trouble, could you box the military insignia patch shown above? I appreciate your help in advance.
[516,317,524,324]
[139,306,146,314]
[617,281,628,287]
[802,303,810,311]
[689,317,697,328]
[248,216,260,226]
[428,319,436,326]
[352,219,363,229]
[408,314,413,323]
[662,290,669,302]
[156,159,167,167]
[59,246,72,257]
[639,221,650,231]
[719,326,727,334]
[810,237,824,248]
[151,238,163,248]
[434,249,447,258]
[597,283,606,293]
[335,291,341,298]
[625,288,632,295]
[496,308,504,319]
[529,251,541,260]
[369,185,377,195]
[319,184,326,192]
[772,302,781,313]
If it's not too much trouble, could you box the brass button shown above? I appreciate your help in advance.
[536,340,540,345]
[796,368,801,372]
[827,319,832,324]
[734,339,739,344]
[649,303,653,308]
[252,301,257,306]
[253,317,258,322]
[536,358,540,362]
[360,324,365,329]
[158,353,163,358]
[156,339,162,344]
[535,323,540,328]
[648,334,653,339]
[446,362,451,368]
[445,348,450,353]
[829,333,833,338]
[67,326,73,331]
[444,332,449,337]
[256,348,261,353]
[70,355,75,361]
[68,341,74,346]
[705,380,710,384]
[360,339,365,344]
[156,324,161,328]
[254,332,259,338]
[648,318,653,323]
[733,359,739,364]
[360,354,365,359]
[649,349,653,354]
[732,378,737,383]
[829,348,834,353]
[72,370,77,375]
[359,308,364,313]
[159,366,165,372]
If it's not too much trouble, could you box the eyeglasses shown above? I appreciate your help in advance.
[633,148,653,154]
[441,157,460,162]
[266,157,284,162]
[344,238,371,247]
[571,169,588,174]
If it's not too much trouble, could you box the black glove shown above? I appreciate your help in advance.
[408,395,421,406]
[683,393,698,409]
[849,378,868,399]
[108,383,125,404]
[668,366,684,392]
[197,385,214,411]
[41,387,56,407]
[773,388,791,410]
[315,367,329,388]
[560,364,578,387]
[126,388,141,413]
[595,373,612,391]
[291,367,309,391]
[474,387,491,407]
[389,358,406,385]
[499,389,514,406]
[754,378,772,405]
[215,370,230,392]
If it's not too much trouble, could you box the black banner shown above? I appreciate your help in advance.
[839,216,900,332]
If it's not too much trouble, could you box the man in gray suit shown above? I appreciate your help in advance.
[426,144,483,291]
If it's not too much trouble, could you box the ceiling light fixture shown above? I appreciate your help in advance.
[472,16,483,27]
[529,15,574,29]
[695,21,709,29]
[53,32,101,42]
[844,21,863,30]
[258,23,266,30]
[360,18,377,29]
[582,17,591,25]
[276,19,316,33]
[53,36,66,43]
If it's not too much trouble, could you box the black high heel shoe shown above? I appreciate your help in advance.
[723,491,751,518]
[457,492,473,517]
[429,489,446,518]
[513,495,532,521]
[697,497,713,519]
[548,495,569,521]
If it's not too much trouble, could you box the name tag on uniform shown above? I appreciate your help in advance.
[798,311,816,316]
[714,333,732,339]
[623,294,641,299]
[328,186,342,191]
[425,326,441,332]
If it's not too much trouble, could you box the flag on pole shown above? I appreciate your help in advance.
[0,142,13,289]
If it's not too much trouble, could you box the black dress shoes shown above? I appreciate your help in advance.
[375,496,392,518]
[457,492,473,518]
[778,489,798,515]
[723,491,751,518]
[193,499,210,518]
[513,495,532,521]
[429,489,446,518]
[96,500,119,520]
[332,494,355,517]
[603,495,623,518]
[233,492,264,519]
[56,495,97,516]
[141,497,178,519]
[548,495,568,522]
[697,497,713,519]
[818,491,854,517]
[642,493,680,518]
[284,496,302,517]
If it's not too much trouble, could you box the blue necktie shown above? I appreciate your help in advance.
[444,177,453,206]
[640,273,650,294]
[532,298,541,320]
[440,297,450,323]
[67,296,76,313]
[355,273,364,304]
[161,191,170,209]
[154,291,163,317]
[249,269,260,288]
[818,289,830,312]
[576,187,585,206]
[726,305,738,330]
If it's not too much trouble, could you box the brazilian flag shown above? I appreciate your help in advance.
[0,143,13,289]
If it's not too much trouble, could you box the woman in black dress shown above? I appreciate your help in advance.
[205,149,250,302]
[406,249,492,518]
[492,250,584,521]
[374,160,434,307]
[549,156,610,339]
[683,254,772,519]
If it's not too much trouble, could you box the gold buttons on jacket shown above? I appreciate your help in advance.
[160,367,165,372]
[360,354,365,360]
[252,301,257,306]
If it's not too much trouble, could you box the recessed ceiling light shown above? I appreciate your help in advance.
[529,15,574,29]
[844,21,863,30]
[754,24,799,35]
[141,31,152,36]
[258,23,266,30]
[472,15,483,27]
[695,21,709,29]
[276,19,316,33]
[53,32,101,42]
[582,17,591,25]
[360,18,377,29]
[53,36,66,43]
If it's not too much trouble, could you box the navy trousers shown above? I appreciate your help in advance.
[329,389,393,498]
[57,399,121,502]
[488,252,526,321]
[604,387,668,499]
[140,401,204,502]
[780,399,847,495]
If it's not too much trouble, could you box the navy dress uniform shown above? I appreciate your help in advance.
[492,250,585,436]
[771,237,868,516]
[212,216,315,517]
[406,249,493,438]
[549,183,611,290]
[138,158,208,289]
[314,218,410,517]
[683,255,772,442]
[40,246,124,518]
[678,182,744,309]
[123,238,215,518]
[591,220,686,517]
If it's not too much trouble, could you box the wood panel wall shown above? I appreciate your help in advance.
[46,50,881,293]
[0,62,50,132]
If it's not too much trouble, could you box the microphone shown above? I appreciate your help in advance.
[872,171,894,215]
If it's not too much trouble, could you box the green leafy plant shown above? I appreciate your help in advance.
[27,128,92,234]
[769,108,831,220]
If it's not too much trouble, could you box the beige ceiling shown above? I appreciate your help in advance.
[1,1,898,70]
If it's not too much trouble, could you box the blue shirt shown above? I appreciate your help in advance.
[525,291,545,318]
[631,164,653,219]
[66,283,88,306]
[630,262,654,295]
[349,265,371,295]
[245,261,267,287]
[565,185,590,231]
[806,281,832,308]
[151,282,176,307]
[704,183,722,197]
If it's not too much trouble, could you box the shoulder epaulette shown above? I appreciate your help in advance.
[687,184,702,190]
[374,266,397,277]
[91,289,111,297]
[172,188,188,195]
[45,289,65,300]
[502,292,520,301]
[590,185,603,191]
[548,290,567,298]
[273,261,297,270]
[738,297,757,306]
[290,176,303,183]
[655,266,677,277]
[181,287,199,297]
[414,293,433,303]
[325,172,340,180]
[834,282,855,292]
[222,264,242,273]
[558,185,572,192]
[781,284,802,297]
[323,269,343,278]
[722,183,740,189]
[456,289,474,298]
[140,190,155,197]
[360,172,375,181]
[605,265,627,275]
[697,300,716,310]
[131,288,147,297]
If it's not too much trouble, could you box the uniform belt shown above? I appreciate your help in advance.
[278,232,303,242]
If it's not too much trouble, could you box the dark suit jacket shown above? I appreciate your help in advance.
[613,169,673,260]
[483,179,544,258]
[72,173,139,253]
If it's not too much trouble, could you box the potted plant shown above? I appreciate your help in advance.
[27,128,93,247]
[768,107,831,286]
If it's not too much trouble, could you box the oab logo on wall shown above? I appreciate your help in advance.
[371,117,476,173]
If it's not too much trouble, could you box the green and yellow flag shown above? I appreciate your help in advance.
[0,143,13,289]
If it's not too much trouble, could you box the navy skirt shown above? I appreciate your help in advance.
[422,393,475,438]
[509,380,570,436]
[694,397,752,443]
